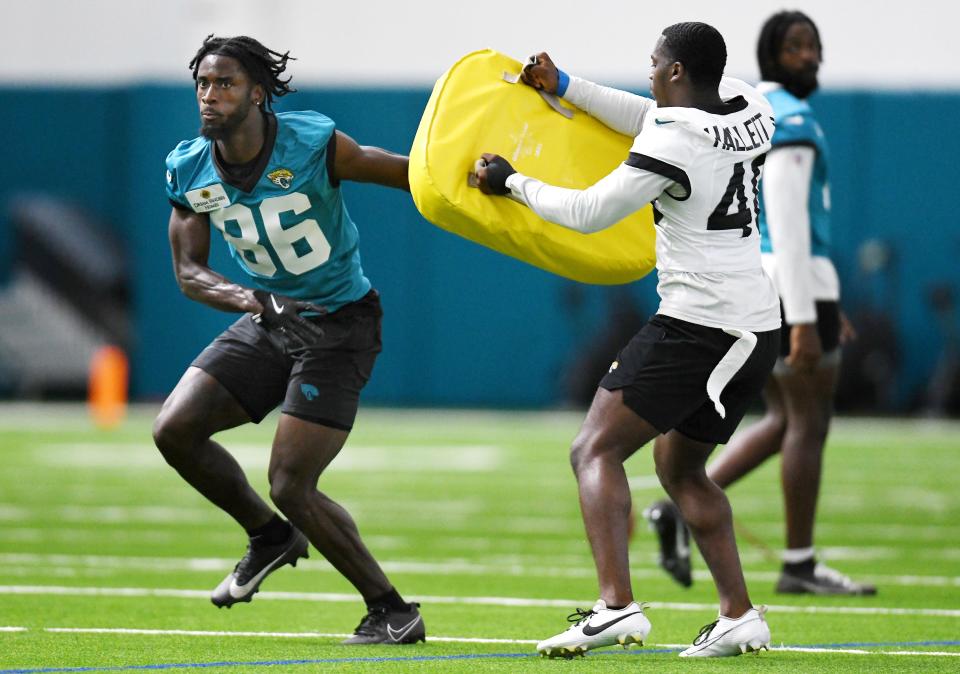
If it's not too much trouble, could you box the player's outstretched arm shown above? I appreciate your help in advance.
[168,206,262,314]
[474,153,671,234]
[332,130,409,191]
[522,51,651,137]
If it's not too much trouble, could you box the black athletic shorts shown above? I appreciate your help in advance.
[192,289,382,430]
[599,314,780,445]
[779,300,840,357]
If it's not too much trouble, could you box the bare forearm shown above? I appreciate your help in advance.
[176,263,259,313]
[357,147,409,191]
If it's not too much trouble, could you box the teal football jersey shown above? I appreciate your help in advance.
[165,111,371,311]
[758,88,831,258]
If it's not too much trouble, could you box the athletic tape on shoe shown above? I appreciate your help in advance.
[409,49,656,285]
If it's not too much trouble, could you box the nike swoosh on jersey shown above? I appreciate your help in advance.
[270,295,285,313]
[386,615,423,642]
[227,560,283,598]
[654,119,676,125]
[580,612,642,636]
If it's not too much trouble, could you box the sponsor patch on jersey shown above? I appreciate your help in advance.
[268,168,294,189]
[185,184,231,213]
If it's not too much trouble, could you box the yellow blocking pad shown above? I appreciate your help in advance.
[409,49,656,285]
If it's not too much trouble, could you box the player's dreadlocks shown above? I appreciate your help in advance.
[757,11,822,83]
[661,22,727,88]
[189,35,296,110]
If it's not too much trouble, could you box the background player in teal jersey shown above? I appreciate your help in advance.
[647,11,874,596]
[152,35,425,644]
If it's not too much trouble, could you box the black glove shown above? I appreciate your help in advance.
[252,290,327,351]
[479,155,516,195]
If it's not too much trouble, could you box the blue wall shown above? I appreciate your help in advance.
[0,84,956,408]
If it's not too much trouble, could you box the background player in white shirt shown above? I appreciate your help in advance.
[475,22,778,658]
[647,11,875,597]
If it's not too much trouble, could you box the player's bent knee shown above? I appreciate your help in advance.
[151,411,203,462]
[268,472,309,515]
[765,408,787,432]
[569,433,625,475]
[654,458,706,496]
[569,436,593,475]
[151,413,178,454]
[786,419,829,449]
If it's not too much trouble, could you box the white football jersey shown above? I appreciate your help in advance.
[631,78,780,331]
[507,77,781,333]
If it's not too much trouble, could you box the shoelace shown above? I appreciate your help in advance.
[692,620,719,646]
[353,607,389,636]
[566,608,596,626]
[232,541,256,579]
[233,534,281,581]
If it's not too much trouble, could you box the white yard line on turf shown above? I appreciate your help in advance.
[774,647,960,657]
[5,627,960,657]
[2,552,959,587]
[32,443,504,472]
[661,643,960,657]
[41,627,538,644]
[2,585,959,618]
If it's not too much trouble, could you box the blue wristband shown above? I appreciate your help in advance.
[556,69,570,97]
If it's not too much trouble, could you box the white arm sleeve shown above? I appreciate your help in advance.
[504,164,671,234]
[563,76,654,137]
[763,146,817,324]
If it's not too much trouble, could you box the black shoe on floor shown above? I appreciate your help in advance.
[343,602,426,645]
[643,499,693,588]
[211,526,309,608]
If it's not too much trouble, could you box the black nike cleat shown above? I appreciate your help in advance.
[343,602,426,645]
[210,526,309,608]
[776,562,877,595]
[644,499,693,588]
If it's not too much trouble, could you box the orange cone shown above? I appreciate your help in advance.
[88,345,128,429]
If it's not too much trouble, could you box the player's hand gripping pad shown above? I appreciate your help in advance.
[409,49,656,285]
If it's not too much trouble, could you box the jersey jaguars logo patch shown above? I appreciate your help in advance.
[267,168,294,189]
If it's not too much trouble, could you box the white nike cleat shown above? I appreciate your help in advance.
[679,606,771,657]
[211,526,309,608]
[536,600,651,659]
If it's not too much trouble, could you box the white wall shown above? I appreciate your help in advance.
[2,0,956,88]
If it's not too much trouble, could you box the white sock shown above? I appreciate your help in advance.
[782,546,816,564]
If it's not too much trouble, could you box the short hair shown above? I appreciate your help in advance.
[661,22,727,88]
[757,11,822,82]
[189,35,296,110]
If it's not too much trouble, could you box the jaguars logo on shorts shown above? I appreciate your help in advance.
[267,168,294,189]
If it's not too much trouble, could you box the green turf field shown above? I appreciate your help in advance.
[0,404,958,673]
